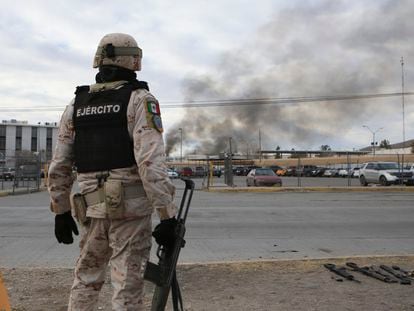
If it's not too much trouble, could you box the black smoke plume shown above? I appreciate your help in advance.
[166,0,413,156]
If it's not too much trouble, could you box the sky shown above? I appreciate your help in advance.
[0,0,413,156]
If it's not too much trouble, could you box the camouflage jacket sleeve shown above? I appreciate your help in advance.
[131,91,177,220]
[48,101,75,214]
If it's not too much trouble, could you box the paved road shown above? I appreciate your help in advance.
[0,181,413,268]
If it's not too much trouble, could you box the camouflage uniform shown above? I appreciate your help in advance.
[48,80,176,310]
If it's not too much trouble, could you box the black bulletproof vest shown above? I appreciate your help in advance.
[73,81,148,173]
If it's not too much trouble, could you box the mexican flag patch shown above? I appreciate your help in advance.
[147,99,160,114]
[145,98,163,132]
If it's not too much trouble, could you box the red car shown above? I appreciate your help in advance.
[180,167,193,177]
[246,168,282,187]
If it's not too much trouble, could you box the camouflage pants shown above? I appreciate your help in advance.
[68,215,152,311]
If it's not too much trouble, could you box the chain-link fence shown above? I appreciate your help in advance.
[166,153,414,189]
[0,153,46,194]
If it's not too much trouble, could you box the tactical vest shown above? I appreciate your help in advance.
[73,81,148,173]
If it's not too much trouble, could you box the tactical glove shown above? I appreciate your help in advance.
[55,211,79,244]
[152,217,177,248]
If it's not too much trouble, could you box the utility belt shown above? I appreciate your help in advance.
[70,181,146,224]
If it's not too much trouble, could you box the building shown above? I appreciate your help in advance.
[360,139,414,155]
[0,119,58,168]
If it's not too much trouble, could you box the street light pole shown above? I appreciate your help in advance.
[401,57,406,153]
[401,57,406,182]
[362,125,383,156]
[178,128,183,162]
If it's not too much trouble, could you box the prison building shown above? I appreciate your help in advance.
[0,120,58,168]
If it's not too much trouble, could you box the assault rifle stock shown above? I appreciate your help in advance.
[144,178,195,311]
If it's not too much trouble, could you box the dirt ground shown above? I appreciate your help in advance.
[1,255,414,311]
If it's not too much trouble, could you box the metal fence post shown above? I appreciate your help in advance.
[347,152,351,187]
[297,157,301,187]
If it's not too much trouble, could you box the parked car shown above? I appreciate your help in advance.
[323,168,338,177]
[276,168,287,176]
[285,166,297,176]
[179,167,193,177]
[301,165,318,177]
[194,166,207,177]
[337,168,349,178]
[167,169,179,179]
[1,167,15,181]
[268,165,283,174]
[405,164,414,186]
[211,167,222,178]
[359,162,413,186]
[233,166,247,176]
[351,167,361,178]
[246,168,282,187]
[311,167,327,177]
[16,164,39,180]
[245,165,261,175]
[404,163,414,172]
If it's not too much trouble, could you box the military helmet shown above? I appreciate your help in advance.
[93,33,142,71]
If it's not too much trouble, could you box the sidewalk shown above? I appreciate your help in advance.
[2,255,413,311]
[0,186,46,197]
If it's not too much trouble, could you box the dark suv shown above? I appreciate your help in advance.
[301,165,318,177]
[194,166,207,177]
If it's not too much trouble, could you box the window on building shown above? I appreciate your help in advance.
[0,125,6,155]
[31,127,38,152]
[15,126,22,151]
[46,128,53,160]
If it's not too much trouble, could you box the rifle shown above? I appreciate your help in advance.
[346,262,394,283]
[323,263,361,283]
[380,265,411,285]
[144,178,195,311]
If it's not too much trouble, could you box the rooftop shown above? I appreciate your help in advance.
[1,120,58,127]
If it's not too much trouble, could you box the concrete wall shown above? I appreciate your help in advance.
[374,147,412,155]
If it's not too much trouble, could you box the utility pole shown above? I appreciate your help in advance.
[401,57,406,183]
[259,128,262,162]
[401,57,406,151]
[228,137,233,187]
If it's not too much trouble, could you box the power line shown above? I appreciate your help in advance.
[0,91,413,112]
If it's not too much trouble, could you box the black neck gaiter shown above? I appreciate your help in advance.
[95,65,137,83]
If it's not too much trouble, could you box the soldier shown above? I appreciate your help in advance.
[48,33,177,311]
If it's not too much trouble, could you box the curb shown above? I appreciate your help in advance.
[178,254,414,267]
[0,186,47,197]
[176,255,414,275]
[205,186,414,193]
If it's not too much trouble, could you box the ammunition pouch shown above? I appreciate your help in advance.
[83,181,146,219]
[105,180,125,219]
[70,193,89,226]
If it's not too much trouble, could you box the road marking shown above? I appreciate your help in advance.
[0,272,11,311]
